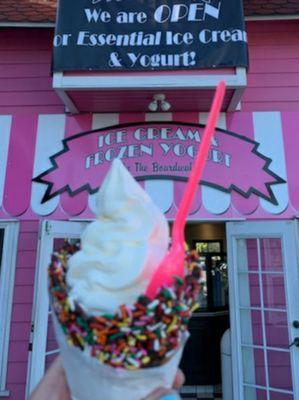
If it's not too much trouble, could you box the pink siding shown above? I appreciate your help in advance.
[243,21,299,111]
[0,22,299,115]
[6,221,39,400]
[0,28,63,114]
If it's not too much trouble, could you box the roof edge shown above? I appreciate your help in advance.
[0,14,298,28]
[0,22,55,28]
[246,14,299,21]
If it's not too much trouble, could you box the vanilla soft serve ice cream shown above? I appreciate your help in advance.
[66,159,169,315]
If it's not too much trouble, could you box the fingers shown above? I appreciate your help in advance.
[29,356,70,400]
[142,369,184,400]
[172,369,185,389]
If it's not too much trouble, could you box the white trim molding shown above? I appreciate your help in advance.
[53,67,247,90]
[54,89,79,114]
[245,15,299,21]
[53,67,247,114]
[0,222,19,394]
[0,22,55,28]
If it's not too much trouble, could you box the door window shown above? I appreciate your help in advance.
[227,221,299,400]
[237,238,293,396]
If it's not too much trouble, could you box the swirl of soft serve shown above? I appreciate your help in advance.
[67,159,169,315]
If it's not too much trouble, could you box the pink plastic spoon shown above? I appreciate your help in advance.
[146,81,226,298]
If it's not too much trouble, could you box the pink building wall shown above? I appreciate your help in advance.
[0,28,63,114]
[245,21,299,111]
[0,19,298,400]
[1,21,299,115]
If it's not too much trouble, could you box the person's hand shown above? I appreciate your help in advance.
[29,356,70,400]
[143,369,184,399]
[29,356,184,400]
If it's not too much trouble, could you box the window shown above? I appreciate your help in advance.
[195,240,222,254]
[193,240,228,311]
[0,222,19,395]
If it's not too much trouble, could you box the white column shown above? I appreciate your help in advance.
[88,114,120,214]
[144,113,174,213]
[253,112,288,214]
[31,115,66,215]
[0,116,12,210]
[200,113,231,214]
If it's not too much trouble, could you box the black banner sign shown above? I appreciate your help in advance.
[53,0,249,72]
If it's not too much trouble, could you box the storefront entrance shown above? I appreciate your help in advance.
[180,222,229,397]
[26,220,299,400]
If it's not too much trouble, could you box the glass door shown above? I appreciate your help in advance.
[227,221,299,400]
[26,220,86,397]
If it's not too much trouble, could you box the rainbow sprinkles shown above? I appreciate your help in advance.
[49,242,200,370]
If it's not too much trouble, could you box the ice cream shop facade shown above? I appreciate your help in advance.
[1,0,299,399]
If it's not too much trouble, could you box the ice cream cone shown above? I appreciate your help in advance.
[49,242,199,400]
[53,314,187,400]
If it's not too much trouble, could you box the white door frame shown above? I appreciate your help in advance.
[227,220,299,400]
[0,221,19,396]
[26,220,86,398]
